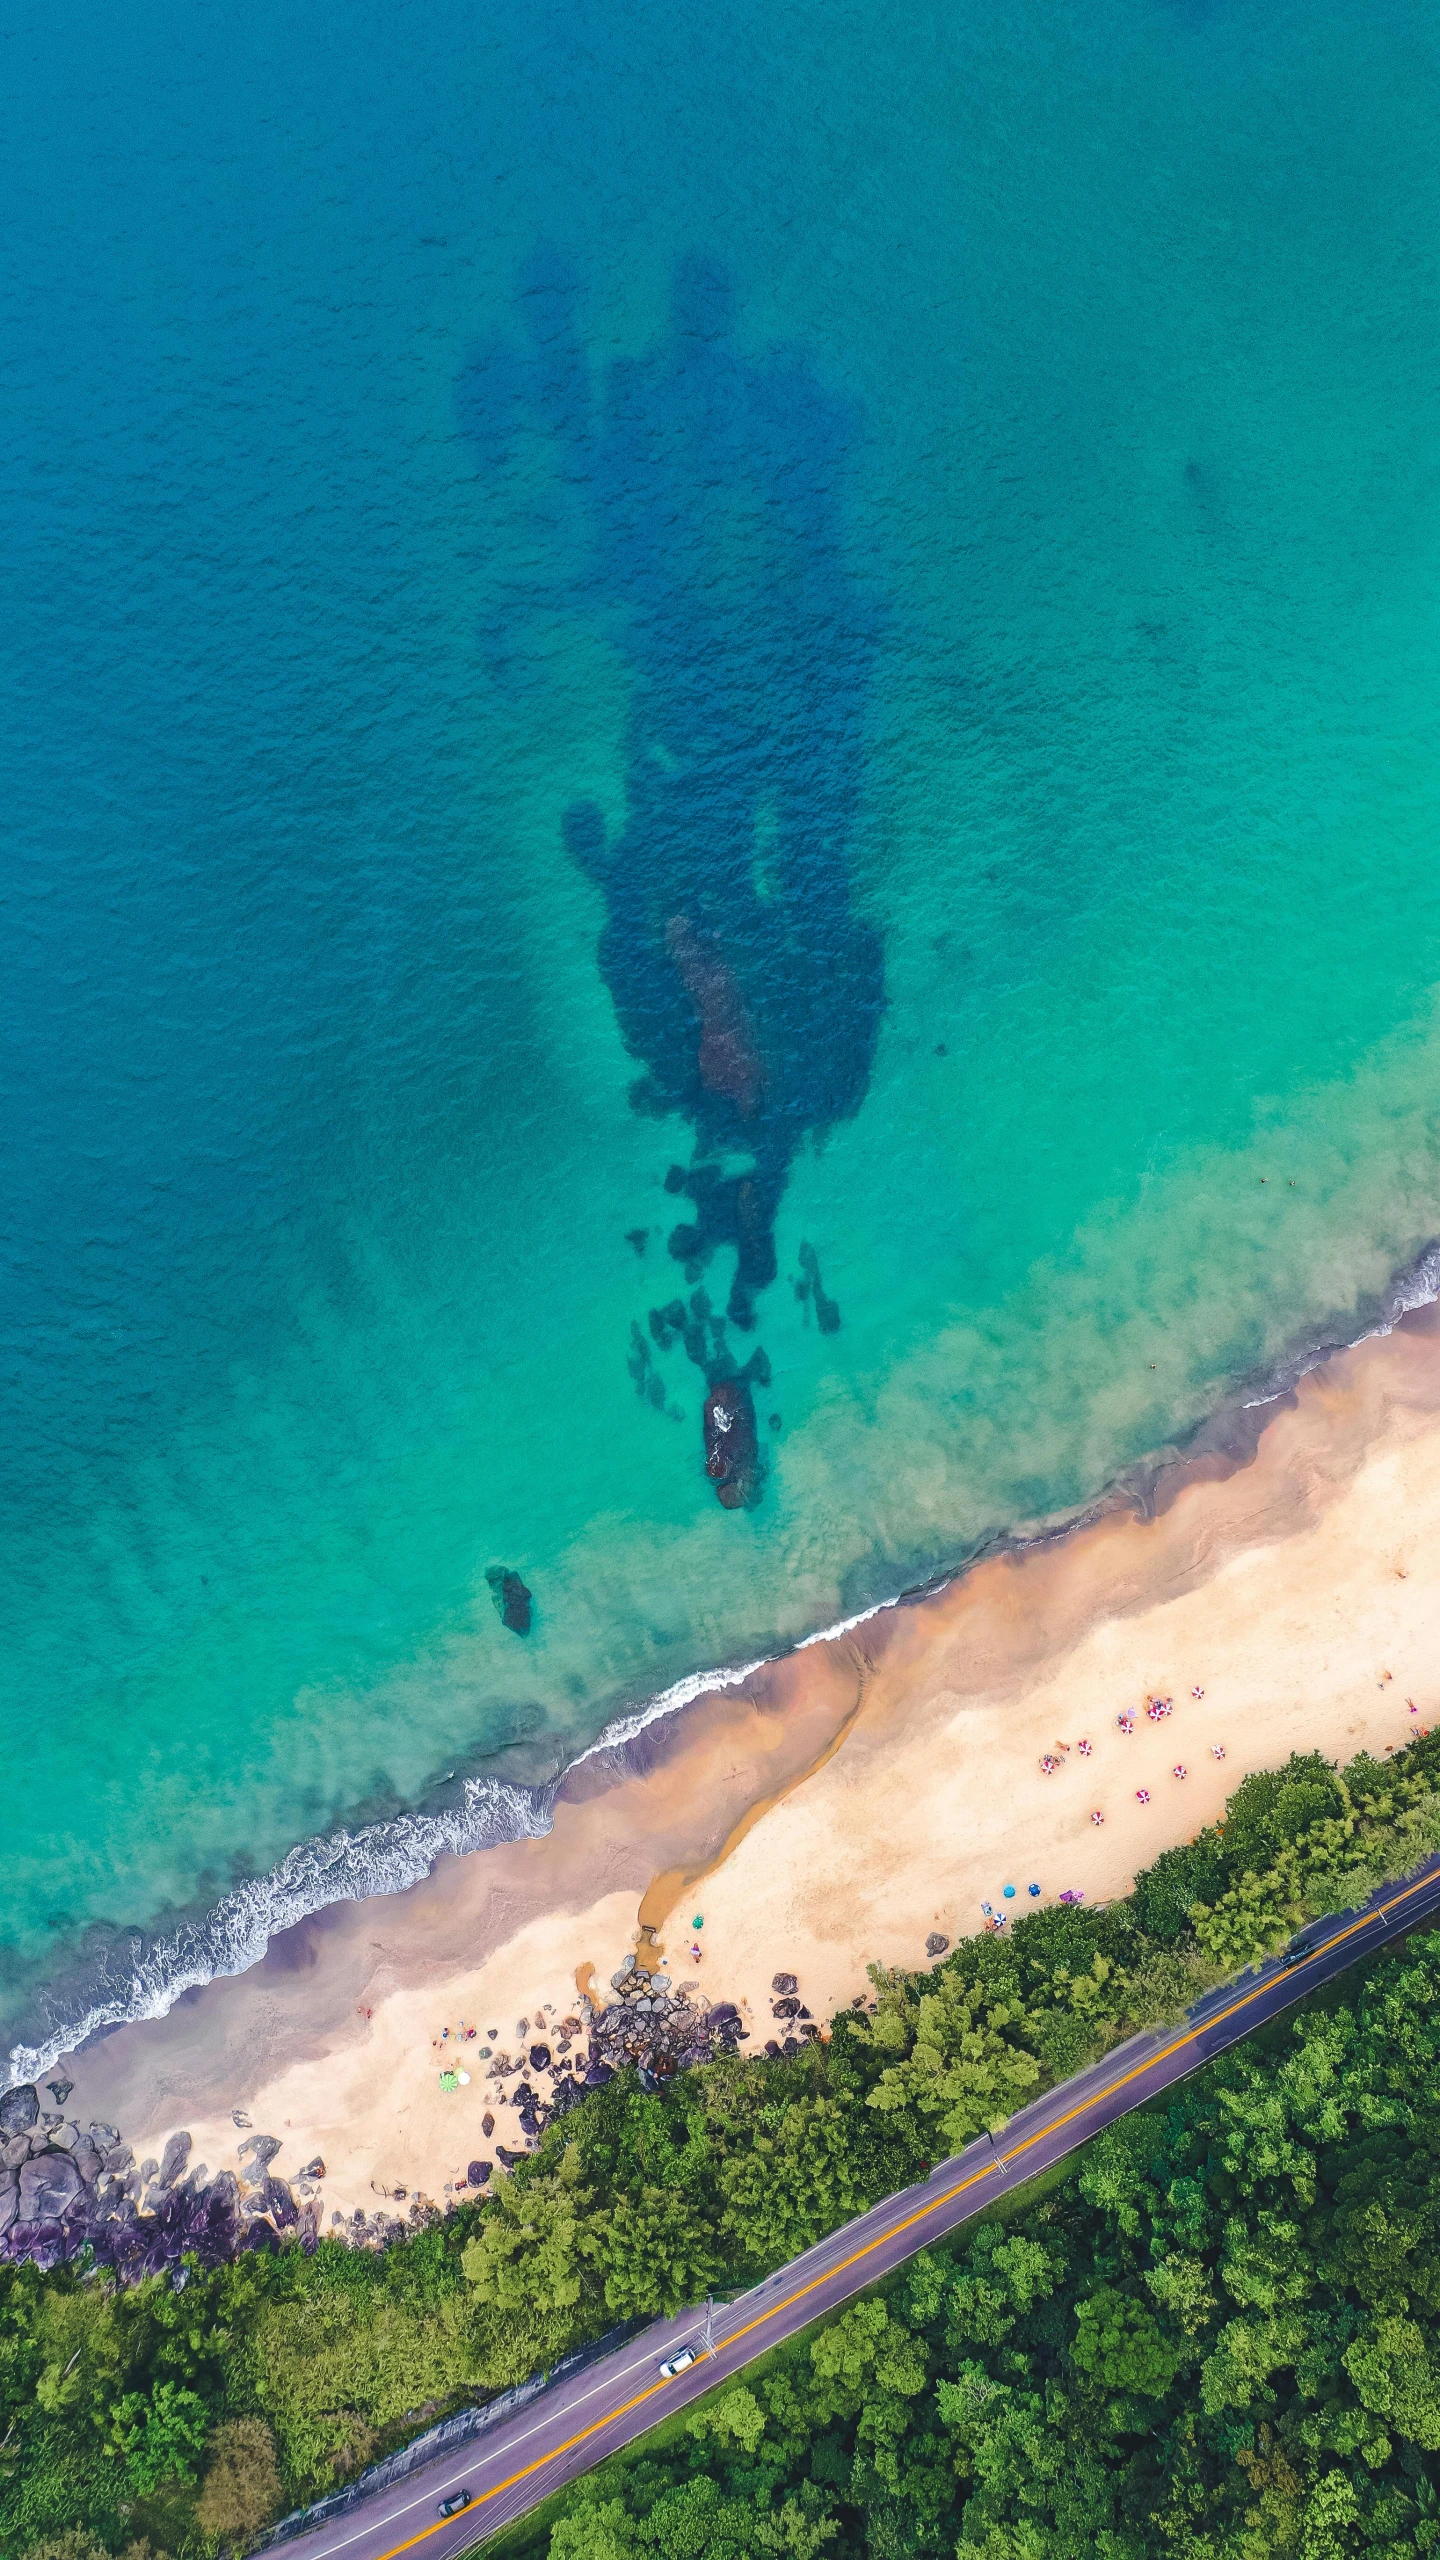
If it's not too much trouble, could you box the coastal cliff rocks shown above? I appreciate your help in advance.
[19,2153,82,2223]
[0,1951,814,2276]
[0,2089,336,2278]
[158,2128,192,2186]
[485,1566,532,1635]
[0,2083,38,2137]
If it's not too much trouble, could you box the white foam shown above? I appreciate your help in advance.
[16,1242,1435,2094]
[5,1776,554,2090]
[1242,1240,1440,1409]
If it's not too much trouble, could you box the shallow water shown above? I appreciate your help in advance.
[6,0,1440,2064]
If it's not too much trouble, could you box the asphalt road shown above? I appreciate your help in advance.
[275,1851,1440,2560]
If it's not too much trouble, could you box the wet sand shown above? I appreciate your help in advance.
[62,1301,1440,2221]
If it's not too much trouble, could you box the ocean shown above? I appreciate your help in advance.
[6,0,1440,2072]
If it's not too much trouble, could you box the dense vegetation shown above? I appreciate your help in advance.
[522,1922,1440,2558]
[8,1730,1440,2560]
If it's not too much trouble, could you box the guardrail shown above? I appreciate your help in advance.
[255,2320,644,2550]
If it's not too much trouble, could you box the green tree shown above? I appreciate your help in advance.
[587,2187,721,2320]
[1070,2286,1181,2398]
[1343,2316,1440,2449]
[718,2096,866,2270]
[462,2143,600,2321]
[687,2383,766,2455]
[104,2382,209,2495]
[863,1975,1041,2149]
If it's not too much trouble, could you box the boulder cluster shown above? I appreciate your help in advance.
[474,1959,760,2163]
[0,1957,822,2276]
[0,2081,327,2277]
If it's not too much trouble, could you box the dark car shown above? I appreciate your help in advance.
[437,2491,473,2519]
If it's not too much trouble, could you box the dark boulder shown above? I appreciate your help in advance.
[485,1566,533,1635]
[258,2176,297,2230]
[0,2173,16,2239]
[772,1997,801,2019]
[8,2220,67,2271]
[481,2111,495,2138]
[925,1933,950,1959]
[467,2159,491,2187]
[19,2154,82,2224]
[703,1375,759,1508]
[0,2086,38,2138]
[771,1973,798,1995]
[528,2044,551,2073]
[237,2133,281,2174]
[158,2130,192,2188]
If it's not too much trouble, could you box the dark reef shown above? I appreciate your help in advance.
[460,255,884,1502]
[485,1568,533,1636]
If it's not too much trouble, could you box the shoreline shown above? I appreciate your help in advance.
[11,1236,1440,2096]
[35,1278,1440,2230]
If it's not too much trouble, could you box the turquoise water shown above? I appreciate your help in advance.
[7,0,1440,2065]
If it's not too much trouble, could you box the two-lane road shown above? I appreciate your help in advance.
[273,1852,1440,2560]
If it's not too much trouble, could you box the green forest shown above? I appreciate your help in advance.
[513,1923,1440,2558]
[8,1730,1440,2560]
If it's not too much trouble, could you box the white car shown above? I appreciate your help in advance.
[658,2346,698,2379]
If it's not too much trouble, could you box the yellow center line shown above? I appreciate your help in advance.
[361,1867,1437,2560]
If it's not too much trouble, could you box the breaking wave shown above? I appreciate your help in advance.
[10,1239,1439,2093]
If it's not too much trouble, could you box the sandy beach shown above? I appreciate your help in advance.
[58,1299,1440,2224]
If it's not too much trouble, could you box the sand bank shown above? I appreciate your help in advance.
[61,1302,1440,2222]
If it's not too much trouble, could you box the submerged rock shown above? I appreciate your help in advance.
[703,1374,759,1508]
[485,1566,533,1635]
